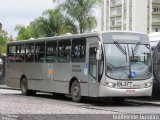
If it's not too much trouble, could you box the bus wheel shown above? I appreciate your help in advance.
[71,80,82,102]
[21,77,29,95]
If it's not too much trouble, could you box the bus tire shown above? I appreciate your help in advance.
[71,80,82,102]
[21,77,29,95]
[21,77,36,96]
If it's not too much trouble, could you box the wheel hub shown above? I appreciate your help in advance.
[73,86,79,97]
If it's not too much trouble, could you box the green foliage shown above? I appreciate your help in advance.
[15,25,33,40]
[53,0,102,33]
[15,0,101,40]
[15,9,77,40]
[0,29,8,54]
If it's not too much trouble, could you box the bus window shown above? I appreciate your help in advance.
[25,44,35,62]
[16,45,25,62]
[46,41,57,63]
[71,38,86,62]
[35,42,45,62]
[58,40,71,63]
[89,47,97,79]
[7,45,16,62]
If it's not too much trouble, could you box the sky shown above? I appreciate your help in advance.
[0,0,101,38]
[0,0,55,37]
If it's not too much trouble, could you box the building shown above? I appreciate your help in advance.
[101,0,160,33]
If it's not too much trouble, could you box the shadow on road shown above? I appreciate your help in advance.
[15,92,143,107]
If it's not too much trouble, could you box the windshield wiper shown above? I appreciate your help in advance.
[132,42,141,56]
[114,41,127,55]
[114,41,128,62]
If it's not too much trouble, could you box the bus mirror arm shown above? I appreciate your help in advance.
[96,41,102,60]
[96,50,101,60]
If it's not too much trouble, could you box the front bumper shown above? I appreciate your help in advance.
[98,84,152,97]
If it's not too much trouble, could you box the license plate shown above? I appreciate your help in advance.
[126,89,135,94]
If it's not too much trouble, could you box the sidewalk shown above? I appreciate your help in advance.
[0,84,19,90]
[0,84,160,106]
[126,99,160,106]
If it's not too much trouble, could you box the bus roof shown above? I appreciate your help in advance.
[8,31,148,45]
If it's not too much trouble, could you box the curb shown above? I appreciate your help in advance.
[126,99,160,107]
[0,86,20,90]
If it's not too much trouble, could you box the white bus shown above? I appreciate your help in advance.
[149,32,160,51]
[6,31,153,102]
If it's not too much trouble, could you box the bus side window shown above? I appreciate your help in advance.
[25,44,35,62]
[7,45,16,63]
[89,47,97,79]
[35,42,45,62]
[16,45,25,62]
[58,40,71,63]
[46,41,57,63]
[71,38,86,62]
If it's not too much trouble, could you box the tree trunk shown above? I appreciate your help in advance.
[79,20,83,33]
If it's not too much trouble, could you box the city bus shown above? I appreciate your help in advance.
[6,31,152,102]
[149,32,160,51]
[149,32,160,83]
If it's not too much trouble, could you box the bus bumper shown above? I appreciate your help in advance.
[98,85,152,97]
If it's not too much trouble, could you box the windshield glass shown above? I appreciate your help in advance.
[105,44,152,80]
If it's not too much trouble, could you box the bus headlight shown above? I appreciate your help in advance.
[106,82,116,88]
[144,82,152,88]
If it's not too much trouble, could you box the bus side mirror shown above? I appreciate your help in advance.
[96,41,102,60]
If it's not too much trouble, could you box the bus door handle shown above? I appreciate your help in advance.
[88,81,97,84]
[93,80,97,84]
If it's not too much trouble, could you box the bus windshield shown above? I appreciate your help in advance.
[105,43,152,80]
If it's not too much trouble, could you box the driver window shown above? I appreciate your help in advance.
[89,47,97,79]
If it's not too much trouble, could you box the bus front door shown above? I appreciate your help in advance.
[88,44,99,97]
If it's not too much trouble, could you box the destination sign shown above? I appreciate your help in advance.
[112,35,140,41]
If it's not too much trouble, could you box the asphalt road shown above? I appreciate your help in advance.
[0,89,160,120]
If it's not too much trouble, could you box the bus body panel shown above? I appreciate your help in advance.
[71,63,89,96]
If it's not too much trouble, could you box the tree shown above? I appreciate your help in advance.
[15,25,33,40]
[0,29,8,54]
[15,9,77,40]
[53,0,102,33]
[35,9,77,37]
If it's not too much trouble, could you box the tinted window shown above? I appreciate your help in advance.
[7,45,16,62]
[35,42,45,62]
[58,40,71,63]
[16,45,25,62]
[71,38,86,62]
[25,44,35,62]
[46,41,57,63]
